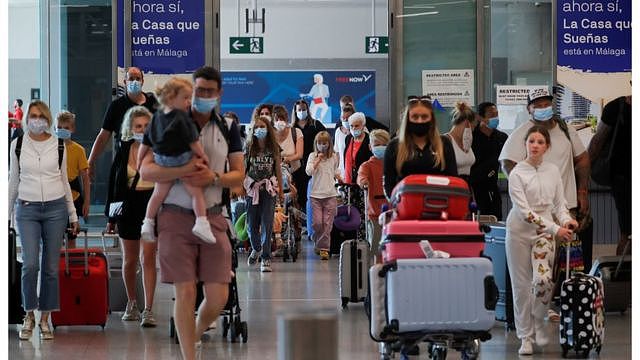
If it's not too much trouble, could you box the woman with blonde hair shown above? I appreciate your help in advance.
[446,101,476,182]
[383,96,457,198]
[305,131,342,260]
[9,100,80,340]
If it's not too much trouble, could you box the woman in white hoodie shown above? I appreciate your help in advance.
[9,100,79,341]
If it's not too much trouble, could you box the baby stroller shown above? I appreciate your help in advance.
[273,163,299,262]
[169,216,248,344]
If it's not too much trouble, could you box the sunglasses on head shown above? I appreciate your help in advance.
[407,95,432,104]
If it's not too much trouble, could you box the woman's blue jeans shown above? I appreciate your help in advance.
[16,197,68,311]
[246,189,276,261]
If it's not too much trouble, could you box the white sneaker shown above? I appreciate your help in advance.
[247,249,261,266]
[192,217,216,244]
[140,218,156,242]
[518,338,534,355]
[261,259,272,272]
[122,300,140,321]
[140,308,157,327]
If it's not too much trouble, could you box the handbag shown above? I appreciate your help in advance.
[591,99,623,186]
[107,172,140,218]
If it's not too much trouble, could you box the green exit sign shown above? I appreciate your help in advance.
[230,37,264,54]
[365,36,389,54]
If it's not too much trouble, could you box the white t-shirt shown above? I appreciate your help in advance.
[447,134,475,176]
[499,120,586,209]
[333,127,349,178]
[278,127,303,173]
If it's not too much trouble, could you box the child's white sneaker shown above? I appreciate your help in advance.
[140,218,156,242]
[192,217,216,244]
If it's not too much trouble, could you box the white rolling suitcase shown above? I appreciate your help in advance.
[382,258,497,333]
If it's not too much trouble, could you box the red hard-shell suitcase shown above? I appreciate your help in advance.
[52,231,108,329]
[390,175,471,220]
[381,220,484,262]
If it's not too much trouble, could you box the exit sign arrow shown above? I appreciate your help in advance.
[232,39,244,51]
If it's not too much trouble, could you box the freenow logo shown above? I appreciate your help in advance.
[336,74,373,83]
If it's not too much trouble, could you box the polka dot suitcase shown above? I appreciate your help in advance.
[559,240,604,358]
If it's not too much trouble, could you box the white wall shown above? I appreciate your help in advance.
[221,0,388,59]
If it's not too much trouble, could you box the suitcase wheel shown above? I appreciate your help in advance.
[240,321,248,343]
[229,321,238,342]
[596,346,602,355]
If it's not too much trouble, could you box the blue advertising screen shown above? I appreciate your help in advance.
[556,0,631,72]
[220,71,376,124]
[117,0,205,74]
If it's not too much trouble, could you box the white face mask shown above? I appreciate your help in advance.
[462,127,473,151]
[274,120,287,131]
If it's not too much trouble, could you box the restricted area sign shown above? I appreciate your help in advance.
[365,36,389,54]
[230,37,264,54]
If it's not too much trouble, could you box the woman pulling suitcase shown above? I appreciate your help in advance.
[505,125,577,355]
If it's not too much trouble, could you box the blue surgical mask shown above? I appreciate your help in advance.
[372,145,387,159]
[127,80,142,95]
[342,121,350,129]
[296,111,308,119]
[132,132,144,142]
[254,127,268,139]
[533,106,553,121]
[55,128,72,139]
[27,117,49,135]
[351,129,363,138]
[487,117,499,129]
[192,96,218,114]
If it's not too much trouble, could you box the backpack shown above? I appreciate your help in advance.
[15,135,64,173]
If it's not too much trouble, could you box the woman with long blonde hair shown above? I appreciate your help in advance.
[382,96,457,198]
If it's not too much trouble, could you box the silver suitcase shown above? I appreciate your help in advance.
[383,258,497,333]
[339,240,370,309]
[100,233,145,312]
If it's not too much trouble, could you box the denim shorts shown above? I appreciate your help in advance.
[154,151,192,167]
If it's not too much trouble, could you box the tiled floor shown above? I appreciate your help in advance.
[9,242,631,359]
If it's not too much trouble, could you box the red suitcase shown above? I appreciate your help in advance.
[52,231,108,329]
[381,220,485,262]
[390,175,471,220]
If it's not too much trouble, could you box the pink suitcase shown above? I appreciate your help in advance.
[390,175,471,220]
[381,220,484,262]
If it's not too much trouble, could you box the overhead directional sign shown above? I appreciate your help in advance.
[365,36,389,54]
[230,37,264,54]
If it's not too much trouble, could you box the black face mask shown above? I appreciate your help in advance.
[406,121,432,137]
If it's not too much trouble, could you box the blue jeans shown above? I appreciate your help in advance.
[246,189,276,261]
[16,197,68,311]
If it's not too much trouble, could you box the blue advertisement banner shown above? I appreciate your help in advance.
[221,71,376,124]
[117,0,205,74]
[556,0,631,72]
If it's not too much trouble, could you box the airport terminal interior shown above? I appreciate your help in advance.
[7,0,633,359]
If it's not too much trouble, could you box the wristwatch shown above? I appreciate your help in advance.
[212,172,221,186]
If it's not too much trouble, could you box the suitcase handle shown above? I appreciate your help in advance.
[423,195,449,210]
[64,228,89,277]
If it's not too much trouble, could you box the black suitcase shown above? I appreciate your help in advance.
[588,243,631,314]
[559,241,604,358]
[330,227,356,255]
[482,223,514,330]
[9,226,25,324]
